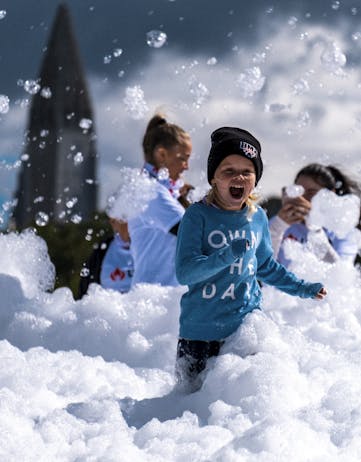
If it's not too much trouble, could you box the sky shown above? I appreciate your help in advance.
[1,0,361,223]
[1,192,361,460]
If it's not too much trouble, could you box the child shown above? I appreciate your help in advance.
[78,218,133,298]
[175,127,327,393]
[128,114,193,287]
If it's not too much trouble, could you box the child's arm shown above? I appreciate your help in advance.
[175,207,248,286]
[257,216,326,299]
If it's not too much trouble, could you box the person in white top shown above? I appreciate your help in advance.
[128,114,193,287]
[78,218,134,298]
[269,163,361,266]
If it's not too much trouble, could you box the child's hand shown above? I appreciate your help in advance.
[314,287,327,300]
[231,238,250,257]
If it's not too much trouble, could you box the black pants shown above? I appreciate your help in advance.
[175,338,224,393]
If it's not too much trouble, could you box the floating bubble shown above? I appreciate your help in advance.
[252,52,267,64]
[40,129,49,137]
[65,198,78,209]
[70,214,82,224]
[33,196,44,204]
[146,30,167,48]
[320,41,346,74]
[292,77,310,95]
[85,178,94,184]
[0,10,6,19]
[237,66,266,98]
[118,70,125,78]
[1,199,17,212]
[80,267,90,277]
[73,152,84,165]
[285,185,305,198]
[288,16,298,28]
[0,95,10,114]
[113,48,123,57]
[35,211,49,227]
[264,103,290,113]
[24,80,41,95]
[21,153,29,161]
[123,86,149,120]
[331,1,340,10]
[352,32,361,41]
[188,75,209,108]
[103,55,112,64]
[297,110,311,128]
[79,118,93,130]
[40,87,52,99]
[207,57,217,66]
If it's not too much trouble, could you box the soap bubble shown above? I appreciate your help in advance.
[146,30,167,48]
[320,41,346,74]
[123,86,149,120]
[237,66,266,98]
[24,80,41,95]
[0,95,10,114]
[79,118,93,130]
[35,211,49,227]
[285,185,305,198]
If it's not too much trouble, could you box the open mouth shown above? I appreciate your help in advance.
[229,186,244,199]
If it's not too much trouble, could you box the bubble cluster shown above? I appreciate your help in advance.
[188,75,209,108]
[285,184,305,198]
[292,77,310,95]
[146,30,167,48]
[320,41,346,74]
[79,118,93,130]
[73,152,84,165]
[106,167,158,221]
[123,86,149,120]
[237,66,266,98]
[207,57,217,66]
[40,87,52,99]
[35,211,49,227]
[24,80,41,95]
[0,95,10,114]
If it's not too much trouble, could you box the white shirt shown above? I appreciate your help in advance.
[128,181,185,287]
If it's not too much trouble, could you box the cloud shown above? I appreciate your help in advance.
[90,19,361,207]
[2,15,361,216]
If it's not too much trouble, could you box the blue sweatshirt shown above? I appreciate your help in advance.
[175,201,323,341]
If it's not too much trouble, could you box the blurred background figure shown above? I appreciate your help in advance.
[127,113,193,287]
[78,217,133,298]
[269,163,361,266]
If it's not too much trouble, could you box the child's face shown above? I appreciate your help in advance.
[212,155,256,210]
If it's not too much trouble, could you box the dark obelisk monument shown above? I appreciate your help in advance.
[13,3,97,229]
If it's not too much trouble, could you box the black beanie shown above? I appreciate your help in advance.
[207,127,263,185]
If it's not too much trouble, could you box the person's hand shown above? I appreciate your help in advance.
[178,183,195,208]
[179,183,194,199]
[278,196,311,225]
[314,287,327,300]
